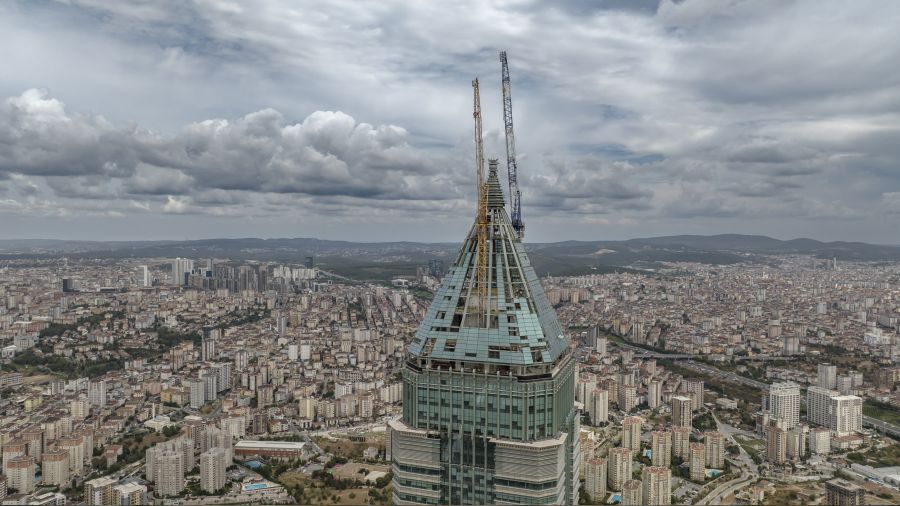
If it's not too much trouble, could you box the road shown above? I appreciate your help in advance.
[696,413,759,505]
[863,416,900,438]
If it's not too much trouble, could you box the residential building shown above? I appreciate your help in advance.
[769,382,801,430]
[608,447,632,492]
[623,416,642,454]
[689,443,705,481]
[825,478,865,506]
[5,455,35,494]
[200,448,227,494]
[84,476,117,506]
[651,431,671,467]
[585,458,607,504]
[641,466,671,506]
[671,396,692,428]
[621,479,642,506]
[704,432,724,469]
[672,427,691,460]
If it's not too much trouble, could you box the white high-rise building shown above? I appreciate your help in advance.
[41,450,70,488]
[682,379,704,412]
[769,382,801,430]
[211,362,232,393]
[704,432,725,469]
[807,386,838,428]
[672,396,693,428]
[672,427,691,460]
[641,466,671,506]
[171,258,194,286]
[818,364,838,390]
[648,381,661,409]
[807,386,862,435]
[5,456,35,494]
[189,379,206,409]
[622,416,642,454]
[146,439,191,497]
[650,431,671,467]
[809,427,831,454]
[70,397,90,420]
[832,395,863,435]
[200,448,227,494]
[140,265,150,287]
[584,458,607,503]
[88,380,107,408]
[689,443,706,481]
[592,389,609,425]
[608,447,632,492]
[595,337,607,356]
[619,385,638,413]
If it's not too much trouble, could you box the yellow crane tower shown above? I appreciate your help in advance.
[472,78,489,327]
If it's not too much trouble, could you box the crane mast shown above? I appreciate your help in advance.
[472,78,489,327]
[500,51,524,240]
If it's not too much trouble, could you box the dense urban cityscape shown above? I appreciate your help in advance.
[0,239,897,505]
[3,1,900,505]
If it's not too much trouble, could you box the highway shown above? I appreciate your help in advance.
[696,413,758,505]
[615,340,900,438]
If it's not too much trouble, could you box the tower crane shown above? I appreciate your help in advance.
[500,51,524,240]
[472,78,489,326]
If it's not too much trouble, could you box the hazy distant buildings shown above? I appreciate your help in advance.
[818,364,838,390]
[172,258,194,286]
[592,389,609,425]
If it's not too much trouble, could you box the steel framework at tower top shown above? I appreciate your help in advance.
[500,51,524,240]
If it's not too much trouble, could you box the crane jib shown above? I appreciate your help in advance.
[500,51,525,240]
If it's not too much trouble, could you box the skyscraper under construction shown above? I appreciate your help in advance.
[390,57,581,505]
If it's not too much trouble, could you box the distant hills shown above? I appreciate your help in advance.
[0,234,896,279]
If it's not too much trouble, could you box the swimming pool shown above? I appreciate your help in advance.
[243,483,269,491]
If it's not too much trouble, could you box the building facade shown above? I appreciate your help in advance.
[769,382,801,430]
[584,458,607,504]
[671,396,692,429]
[390,162,581,505]
[650,431,671,467]
[641,466,671,506]
[825,478,865,505]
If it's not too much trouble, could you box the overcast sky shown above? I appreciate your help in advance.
[1,0,899,243]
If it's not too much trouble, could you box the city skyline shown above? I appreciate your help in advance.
[2,0,900,242]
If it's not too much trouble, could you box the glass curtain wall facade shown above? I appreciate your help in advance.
[391,162,581,505]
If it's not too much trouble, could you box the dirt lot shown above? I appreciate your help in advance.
[277,471,389,505]
[333,462,390,482]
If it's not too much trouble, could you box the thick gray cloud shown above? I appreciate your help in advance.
[0,0,899,241]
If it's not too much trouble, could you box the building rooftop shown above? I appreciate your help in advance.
[407,162,568,369]
[234,440,307,450]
